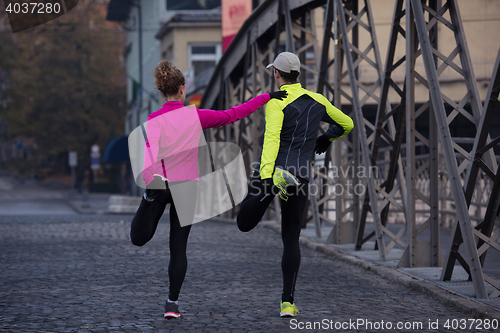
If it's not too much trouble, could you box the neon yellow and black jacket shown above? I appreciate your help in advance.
[260,83,354,180]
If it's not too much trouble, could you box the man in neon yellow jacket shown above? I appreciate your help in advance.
[237,52,353,317]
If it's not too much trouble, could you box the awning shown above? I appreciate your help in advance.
[104,136,129,163]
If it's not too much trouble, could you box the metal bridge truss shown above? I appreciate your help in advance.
[200,0,500,299]
[440,48,500,299]
[316,0,391,262]
[355,0,408,261]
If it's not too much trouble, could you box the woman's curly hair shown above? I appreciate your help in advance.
[152,60,185,98]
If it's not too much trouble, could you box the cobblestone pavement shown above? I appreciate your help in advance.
[0,177,75,215]
[0,215,496,333]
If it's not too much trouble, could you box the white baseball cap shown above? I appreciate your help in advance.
[266,52,300,73]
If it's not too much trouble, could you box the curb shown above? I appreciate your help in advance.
[65,194,112,215]
[264,222,500,320]
[66,199,107,214]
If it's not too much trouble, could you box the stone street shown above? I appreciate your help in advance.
[0,213,494,332]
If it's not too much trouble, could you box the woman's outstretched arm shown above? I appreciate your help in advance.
[197,91,286,129]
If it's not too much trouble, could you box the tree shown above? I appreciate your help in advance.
[0,0,126,177]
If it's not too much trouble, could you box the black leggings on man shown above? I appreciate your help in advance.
[237,173,309,304]
[130,183,192,302]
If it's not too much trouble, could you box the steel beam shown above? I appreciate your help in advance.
[335,0,386,260]
[410,0,488,299]
[441,47,500,298]
[399,0,444,268]
[356,0,408,254]
[312,0,390,251]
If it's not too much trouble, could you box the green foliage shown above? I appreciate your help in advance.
[0,0,126,174]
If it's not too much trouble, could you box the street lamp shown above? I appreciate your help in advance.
[131,1,142,130]
[130,1,142,196]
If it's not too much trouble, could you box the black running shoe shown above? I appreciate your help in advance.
[164,302,181,318]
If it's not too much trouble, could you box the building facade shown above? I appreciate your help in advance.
[107,0,222,133]
[156,12,222,104]
[106,0,223,194]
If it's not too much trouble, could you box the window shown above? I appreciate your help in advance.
[189,43,222,77]
[166,0,221,11]
[191,45,216,55]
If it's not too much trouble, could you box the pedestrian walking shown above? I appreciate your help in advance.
[237,52,353,317]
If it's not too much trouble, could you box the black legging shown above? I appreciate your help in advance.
[130,183,194,302]
[237,173,309,304]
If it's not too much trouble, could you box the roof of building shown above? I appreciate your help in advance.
[156,11,221,39]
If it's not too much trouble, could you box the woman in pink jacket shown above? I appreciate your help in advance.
[130,60,287,318]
